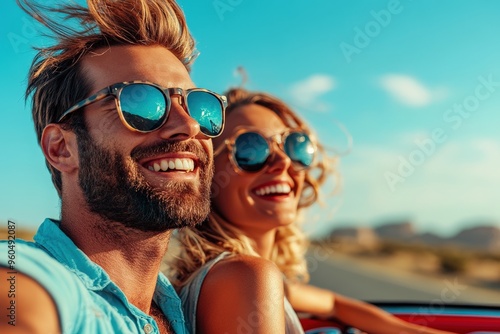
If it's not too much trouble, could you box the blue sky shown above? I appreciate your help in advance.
[1,0,500,237]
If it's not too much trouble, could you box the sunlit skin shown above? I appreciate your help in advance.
[198,103,456,334]
[1,45,213,334]
[211,104,306,258]
[55,47,211,310]
[78,45,207,189]
[196,105,300,333]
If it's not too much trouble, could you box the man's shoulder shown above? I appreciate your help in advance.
[0,238,49,261]
[0,238,87,332]
[0,238,63,269]
[0,238,84,296]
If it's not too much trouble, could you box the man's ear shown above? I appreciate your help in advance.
[41,124,79,173]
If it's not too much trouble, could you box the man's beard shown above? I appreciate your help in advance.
[76,133,213,232]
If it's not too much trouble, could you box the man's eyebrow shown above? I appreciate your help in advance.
[98,95,116,107]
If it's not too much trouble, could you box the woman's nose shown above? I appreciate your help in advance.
[265,143,292,174]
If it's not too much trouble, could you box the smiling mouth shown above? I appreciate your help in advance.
[146,158,195,172]
[254,183,292,196]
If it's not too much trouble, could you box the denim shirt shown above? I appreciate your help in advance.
[0,218,187,334]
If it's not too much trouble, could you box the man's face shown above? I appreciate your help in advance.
[75,45,214,231]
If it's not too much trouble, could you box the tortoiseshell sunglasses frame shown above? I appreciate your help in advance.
[58,80,227,137]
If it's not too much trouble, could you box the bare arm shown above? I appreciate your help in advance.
[196,255,286,334]
[0,267,60,334]
[287,282,456,334]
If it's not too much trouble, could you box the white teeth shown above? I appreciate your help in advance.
[255,183,292,196]
[160,160,169,171]
[175,159,183,170]
[148,158,195,172]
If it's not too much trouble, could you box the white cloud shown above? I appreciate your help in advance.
[289,74,336,112]
[379,74,447,107]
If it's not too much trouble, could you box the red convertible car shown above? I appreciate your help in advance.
[299,247,500,333]
[300,302,500,333]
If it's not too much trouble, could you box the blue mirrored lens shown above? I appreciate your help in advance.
[284,132,315,167]
[234,132,270,172]
[187,91,223,136]
[120,84,167,131]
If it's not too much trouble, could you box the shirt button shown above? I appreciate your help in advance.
[143,323,154,334]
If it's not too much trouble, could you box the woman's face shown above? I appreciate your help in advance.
[211,104,306,233]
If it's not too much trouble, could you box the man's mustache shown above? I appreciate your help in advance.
[130,140,210,166]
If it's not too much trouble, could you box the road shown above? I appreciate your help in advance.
[306,249,500,305]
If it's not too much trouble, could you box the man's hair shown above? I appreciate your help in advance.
[18,0,196,196]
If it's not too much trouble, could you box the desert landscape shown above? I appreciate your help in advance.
[314,221,500,293]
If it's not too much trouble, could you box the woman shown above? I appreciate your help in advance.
[170,88,454,334]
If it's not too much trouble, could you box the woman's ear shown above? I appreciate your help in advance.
[41,124,79,173]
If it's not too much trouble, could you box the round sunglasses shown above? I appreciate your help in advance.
[58,81,227,137]
[214,128,316,173]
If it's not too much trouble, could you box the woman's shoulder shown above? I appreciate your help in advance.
[213,254,281,279]
[196,254,286,332]
[202,253,284,293]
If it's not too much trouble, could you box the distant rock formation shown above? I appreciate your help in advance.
[415,232,445,246]
[374,221,415,241]
[449,225,500,252]
[329,226,378,247]
[323,220,500,253]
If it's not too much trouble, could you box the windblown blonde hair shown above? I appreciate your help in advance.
[18,0,195,196]
[170,88,336,288]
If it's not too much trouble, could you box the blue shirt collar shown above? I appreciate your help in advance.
[34,218,187,333]
[34,218,111,289]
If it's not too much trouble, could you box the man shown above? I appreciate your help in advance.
[0,0,226,333]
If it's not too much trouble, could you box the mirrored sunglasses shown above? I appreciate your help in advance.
[215,129,316,173]
[58,81,227,137]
